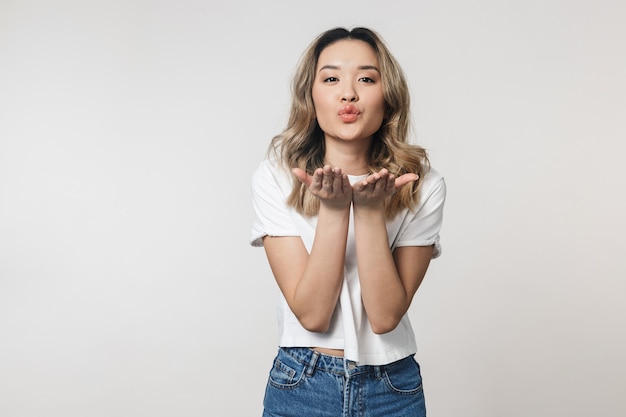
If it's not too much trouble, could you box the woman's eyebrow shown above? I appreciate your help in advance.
[358,65,380,73]
[318,64,380,73]
[318,64,340,72]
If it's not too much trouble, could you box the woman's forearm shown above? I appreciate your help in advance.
[353,205,409,334]
[291,205,350,332]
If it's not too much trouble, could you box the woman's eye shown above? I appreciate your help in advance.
[323,77,339,82]
[359,77,375,83]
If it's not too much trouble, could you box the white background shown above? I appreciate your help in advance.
[1,1,625,416]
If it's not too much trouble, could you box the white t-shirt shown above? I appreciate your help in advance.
[250,158,446,365]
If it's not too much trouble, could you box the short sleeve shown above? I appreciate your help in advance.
[250,160,300,247]
[395,173,446,258]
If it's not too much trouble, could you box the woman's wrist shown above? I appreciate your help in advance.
[318,202,351,221]
[352,200,385,213]
[352,203,386,224]
[319,199,352,213]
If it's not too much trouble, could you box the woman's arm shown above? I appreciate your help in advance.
[352,169,431,334]
[263,166,351,333]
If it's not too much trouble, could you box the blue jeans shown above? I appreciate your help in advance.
[262,347,426,417]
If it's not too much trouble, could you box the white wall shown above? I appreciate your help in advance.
[1,1,624,416]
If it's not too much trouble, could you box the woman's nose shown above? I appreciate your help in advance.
[341,86,358,102]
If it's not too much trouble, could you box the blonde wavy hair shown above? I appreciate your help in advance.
[269,27,429,218]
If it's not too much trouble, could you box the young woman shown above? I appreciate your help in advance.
[250,27,446,417]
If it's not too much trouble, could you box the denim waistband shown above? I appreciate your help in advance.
[279,347,389,377]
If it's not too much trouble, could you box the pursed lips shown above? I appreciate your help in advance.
[338,105,360,122]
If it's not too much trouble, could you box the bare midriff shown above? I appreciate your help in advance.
[312,347,344,357]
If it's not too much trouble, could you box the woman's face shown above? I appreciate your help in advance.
[312,39,385,146]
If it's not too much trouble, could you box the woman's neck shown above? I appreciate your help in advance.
[323,139,372,176]
[324,155,370,176]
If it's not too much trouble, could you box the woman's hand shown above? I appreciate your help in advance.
[352,169,418,209]
[292,165,352,210]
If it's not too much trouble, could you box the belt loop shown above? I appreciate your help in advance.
[306,350,320,377]
[374,365,383,380]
